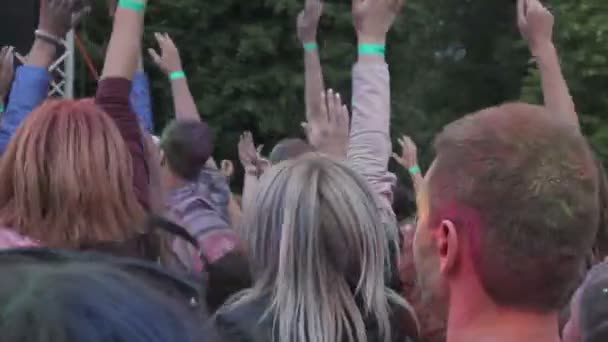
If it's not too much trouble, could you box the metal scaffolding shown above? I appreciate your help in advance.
[16,31,74,99]
[49,31,75,99]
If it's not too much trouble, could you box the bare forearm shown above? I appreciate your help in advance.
[411,173,423,197]
[27,39,56,68]
[304,49,325,119]
[227,196,242,229]
[171,78,200,121]
[535,42,578,127]
[241,174,259,214]
[101,4,145,80]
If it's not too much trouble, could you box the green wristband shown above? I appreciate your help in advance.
[0,104,4,112]
[358,44,386,56]
[303,43,318,51]
[169,71,186,81]
[408,166,421,175]
[118,0,146,12]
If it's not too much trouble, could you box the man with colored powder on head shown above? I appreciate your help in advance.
[413,102,599,342]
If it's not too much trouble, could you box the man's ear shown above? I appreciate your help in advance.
[435,219,459,275]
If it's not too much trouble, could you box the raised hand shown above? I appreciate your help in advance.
[352,0,404,43]
[517,0,554,54]
[39,0,90,38]
[0,47,15,100]
[238,132,270,176]
[297,0,323,44]
[148,33,183,76]
[302,89,350,159]
[392,135,418,170]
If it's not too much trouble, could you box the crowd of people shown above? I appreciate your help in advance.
[0,0,606,341]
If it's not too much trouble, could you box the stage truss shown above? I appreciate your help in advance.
[16,31,74,99]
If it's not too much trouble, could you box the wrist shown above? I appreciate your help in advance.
[408,165,421,176]
[243,164,258,177]
[118,0,147,11]
[302,42,318,51]
[37,26,65,40]
[531,41,556,59]
[35,29,65,48]
[169,70,186,81]
[357,34,387,45]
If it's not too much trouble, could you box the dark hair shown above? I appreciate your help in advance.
[428,103,599,311]
[580,263,608,342]
[0,250,217,342]
[392,184,416,223]
[269,138,313,163]
[161,120,214,181]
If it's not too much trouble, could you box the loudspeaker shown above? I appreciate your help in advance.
[0,0,39,54]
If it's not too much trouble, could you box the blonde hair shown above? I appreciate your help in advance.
[232,155,408,342]
[0,99,146,248]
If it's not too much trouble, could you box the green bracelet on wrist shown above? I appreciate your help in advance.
[0,104,4,112]
[169,71,186,81]
[118,0,146,11]
[358,44,386,56]
[303,43,318,51]
[408,166,421,176]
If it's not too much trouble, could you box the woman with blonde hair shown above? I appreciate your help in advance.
[214,155,418,342]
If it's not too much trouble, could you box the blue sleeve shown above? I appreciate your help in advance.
[130,71,154,133]
[0,65,50,154]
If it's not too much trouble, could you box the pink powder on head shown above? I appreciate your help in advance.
[431,202,484,262]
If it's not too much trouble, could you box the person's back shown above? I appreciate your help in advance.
[214,156,418,342]
[413,103,599,342]
[160,120,241,273]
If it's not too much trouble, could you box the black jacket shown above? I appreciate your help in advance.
[213,297,418,342]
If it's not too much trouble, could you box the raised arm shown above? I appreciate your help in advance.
[297,0,325,122]
[107,0,153,132]
[148,33,200,121]
[0,0,86,154]
[131,52,154,132]
[238,132,269,217]
[392,135,423,195]
[303,89,350,159]
[348,0,404,210]
[517,0,577,128]
[96,0,149,209]
[0,46,15,114]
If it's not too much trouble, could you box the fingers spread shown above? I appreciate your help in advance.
[320,90,330,123]
[147,48,161,64]
[154,32,165,46]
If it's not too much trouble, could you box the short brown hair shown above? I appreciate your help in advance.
[428,103,599,311]
[160,120,213,181]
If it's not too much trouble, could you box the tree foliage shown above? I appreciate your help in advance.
[78,0,607,175]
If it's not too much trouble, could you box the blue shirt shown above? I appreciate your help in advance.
[0,66,153,154]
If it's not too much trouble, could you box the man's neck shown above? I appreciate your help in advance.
[446,290,560,342]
